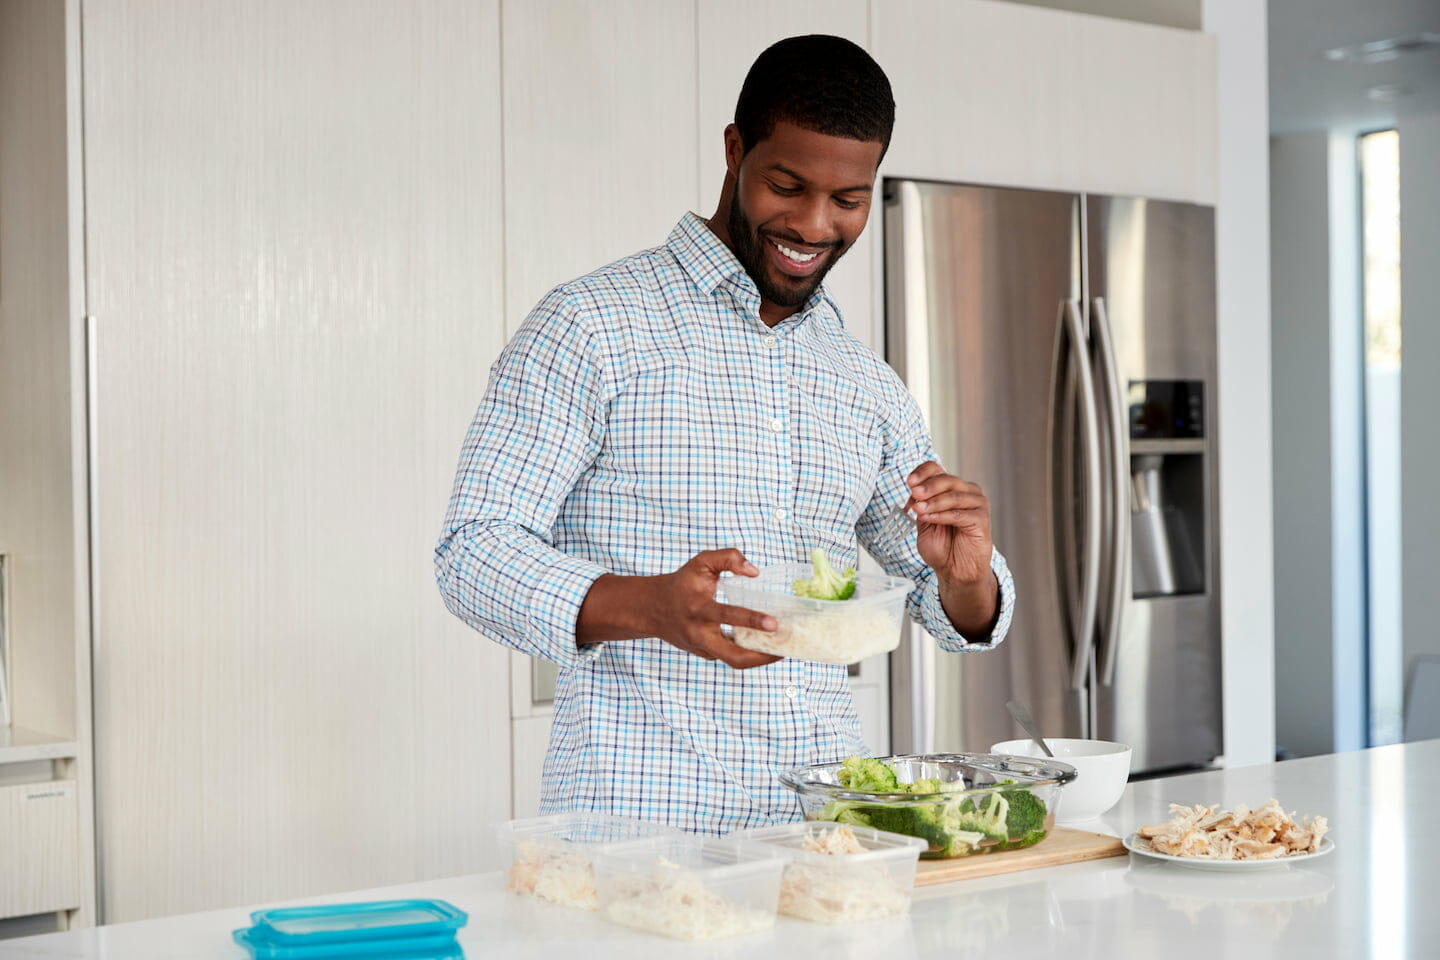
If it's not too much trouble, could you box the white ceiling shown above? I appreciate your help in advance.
[1269,0,1440,135]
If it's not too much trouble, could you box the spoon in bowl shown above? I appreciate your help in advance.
[1005,699,1055,758]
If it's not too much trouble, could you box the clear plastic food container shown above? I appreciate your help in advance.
[493,812,680,910]
[732,821,927,924]
[590,835,785,941]
[780,754,1077,860]
[722,564,914,664]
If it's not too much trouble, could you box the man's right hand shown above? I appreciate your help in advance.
[576,549,782,669]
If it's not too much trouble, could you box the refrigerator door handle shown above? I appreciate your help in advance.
[1091,297,1129,686]
[1061,299,1102,691]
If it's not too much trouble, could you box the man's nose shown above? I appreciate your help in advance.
[788,194,833,246]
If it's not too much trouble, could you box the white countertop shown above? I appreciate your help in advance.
[6,740,1437,959]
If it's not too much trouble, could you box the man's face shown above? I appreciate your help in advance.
[725,120,884,309]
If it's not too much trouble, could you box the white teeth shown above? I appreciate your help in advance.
[774,241,819,263]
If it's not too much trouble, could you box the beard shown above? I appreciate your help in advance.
[726,198,845,309]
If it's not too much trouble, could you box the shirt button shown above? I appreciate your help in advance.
[768,418,784,432]
[773,508,788,522]
[763,335,778,347]
[784,685,799,698]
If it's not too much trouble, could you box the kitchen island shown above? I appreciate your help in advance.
[4,740,1435,959]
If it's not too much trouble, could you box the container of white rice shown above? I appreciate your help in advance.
[723,564,913,665]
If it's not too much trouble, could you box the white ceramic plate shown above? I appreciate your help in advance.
[1122,833,1335,872]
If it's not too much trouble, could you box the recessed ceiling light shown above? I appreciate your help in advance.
[1326,32,1440,64]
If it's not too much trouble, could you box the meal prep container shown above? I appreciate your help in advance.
[723,564,914,664]
[493,812,681,910]
[732,820,927,924]
[231,899,467,959]
[780,754,1078,860]
[590,835,785,941]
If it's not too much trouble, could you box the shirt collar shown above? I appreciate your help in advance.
[666,212,836,331]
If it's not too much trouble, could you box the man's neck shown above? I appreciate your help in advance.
[704,206,800,329]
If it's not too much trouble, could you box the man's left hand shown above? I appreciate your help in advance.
[904,461,999,636]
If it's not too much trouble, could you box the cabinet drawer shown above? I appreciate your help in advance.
[0,779,80,918]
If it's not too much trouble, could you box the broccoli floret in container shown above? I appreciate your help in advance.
[953,791,1010,844]
[993,780,1050,848]
[792,549,856,601]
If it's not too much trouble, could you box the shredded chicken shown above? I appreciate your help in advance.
[1136,800,1329,861]
[782,826,909,924]
[507,839,600,909]
[800,825,868,856]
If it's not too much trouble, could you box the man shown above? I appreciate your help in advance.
[436,35,1015,834]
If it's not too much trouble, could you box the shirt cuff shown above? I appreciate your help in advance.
[915,547,1016,651]
[524,553,609,668]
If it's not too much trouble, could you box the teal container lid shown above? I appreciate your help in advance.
[232,927,461,960]
[244,899,467,944]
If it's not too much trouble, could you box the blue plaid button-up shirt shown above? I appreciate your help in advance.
[436,213,1015,834]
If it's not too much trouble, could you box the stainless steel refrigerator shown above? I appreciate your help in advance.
[884,178,1222,777]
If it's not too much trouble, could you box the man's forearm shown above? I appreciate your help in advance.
[576,573,661,645]
[938,572,1001,641]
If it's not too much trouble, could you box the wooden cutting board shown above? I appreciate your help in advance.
[914,826,1126,886]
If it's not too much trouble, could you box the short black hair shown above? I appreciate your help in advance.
[734,35,895,158]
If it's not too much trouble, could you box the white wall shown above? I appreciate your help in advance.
[1269,133,1333,757]
[1400,111,1440,727]
[1268,131,1367,758]
[1202,0,1275,768]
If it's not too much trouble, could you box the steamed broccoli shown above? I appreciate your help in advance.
[818,800,874,828]
[953,791,1010,843]
[865,802,986,857]
[792,549,857,601]
[836,756,899,792]
[996,781,1049,839]
[817,758,997,857]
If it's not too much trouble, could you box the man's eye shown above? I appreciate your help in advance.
[770,184,802,196]
[834,198,862,210]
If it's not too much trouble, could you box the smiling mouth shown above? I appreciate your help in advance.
[773,240,821,263]
[767,237,835,277]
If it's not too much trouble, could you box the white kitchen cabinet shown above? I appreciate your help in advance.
[0,779,80,920]
[0,0,93,931]
[80,0,512,923]
[501,0,699,329]
[873,0,1216,205]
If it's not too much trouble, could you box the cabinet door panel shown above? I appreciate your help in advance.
[502,0,698,326]
[83,0,509,922]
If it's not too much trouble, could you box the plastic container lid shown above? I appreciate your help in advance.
[231,927,460,960]
[244,899,467,944]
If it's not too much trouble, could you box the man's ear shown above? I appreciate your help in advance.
[723,123,745,178]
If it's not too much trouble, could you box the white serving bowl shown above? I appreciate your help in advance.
[989,738,1132,823]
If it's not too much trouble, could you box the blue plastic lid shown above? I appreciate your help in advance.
[232,927,461,960]
[245,899,467,945]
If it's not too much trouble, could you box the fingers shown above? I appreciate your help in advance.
[713,643,783,669]
[709,602,778,633]
[906,460,947,487]
[691,548,759,578]
[911,490,989,520]
[905,472,986,517]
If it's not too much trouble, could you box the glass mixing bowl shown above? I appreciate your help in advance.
[780,754,1078,860]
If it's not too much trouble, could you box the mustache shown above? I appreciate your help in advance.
[759,229,842,251]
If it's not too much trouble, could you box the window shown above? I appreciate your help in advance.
[1359,129,1401,746]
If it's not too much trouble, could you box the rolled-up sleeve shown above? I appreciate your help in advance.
[434,289,610,668]
[856,393,1016,652]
